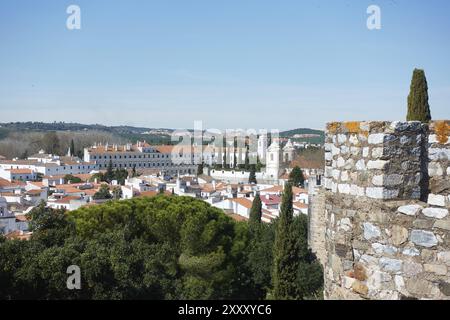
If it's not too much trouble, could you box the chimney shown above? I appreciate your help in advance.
[212,180,216,190]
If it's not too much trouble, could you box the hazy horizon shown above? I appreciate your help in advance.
[1,0,449,130]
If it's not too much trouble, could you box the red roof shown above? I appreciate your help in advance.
[260,195,281,205]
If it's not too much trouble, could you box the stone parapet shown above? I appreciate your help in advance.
[324,121,428,200]
[324,192,450,300]
[427,120,450,208]
[318,120,450,300]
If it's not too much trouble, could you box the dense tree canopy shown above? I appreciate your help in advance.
[289,166,305,188]
[0,195,322,300]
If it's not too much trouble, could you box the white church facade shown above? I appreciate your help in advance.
[209,137,295,185]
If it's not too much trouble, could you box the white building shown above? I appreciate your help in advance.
[0,197,28,234]
[83,141,199,176]
[257,134,268,162]
[0,167,37,182]
[0,150,98,179]
[47,196,88,211]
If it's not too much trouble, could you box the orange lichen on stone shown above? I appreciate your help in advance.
[344,121,361,133]
[353,263,367,281]
[343,121,369,137]
[434,121,450,144]
[327,122,341,134]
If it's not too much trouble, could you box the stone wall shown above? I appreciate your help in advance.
[324,121,427,200]
[428,121,450,208]
[318,120,450,300]
[308,177,327,265]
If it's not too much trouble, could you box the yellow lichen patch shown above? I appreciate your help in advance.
[327,122,341,134]
[434,121,450,144]
[344,121,361,133]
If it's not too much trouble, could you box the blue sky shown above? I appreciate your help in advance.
[0,0,449,130]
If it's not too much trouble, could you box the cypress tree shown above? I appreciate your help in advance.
[233,137,238,169]
[106,160,114,182]
[249,165,257,184]
[407,69,431,123]
[20,150,29,160]
[197,162,204,175]
[222,138,228,169]
[249,194,262,225]
[70,139,75,157]
[244,146,250,170]
[272,183,299,300]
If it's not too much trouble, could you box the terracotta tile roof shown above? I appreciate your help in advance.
[83,189,98,196]
[0,160,39,166]
[201,184,215,193]
[260,185,283,193]
[230,197,253,209]
[8,169,33,174]
[293,202,308,209]
[54,196,81,204]
[57,187,85,194]
[5,230,32,241]
[261,185,307,195]
[0,192,15,197]
[15,214,29,222]
[26,189,43,195]
[154,145,174,154]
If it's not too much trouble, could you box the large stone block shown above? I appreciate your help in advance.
[397,204,423,216]
[410,230,438,248]
[367,160,389,170]
[363,222,381,240]
[427,194,447,207]
[368,133,386,145]
[422,207,448,219]
[379,258,403,273]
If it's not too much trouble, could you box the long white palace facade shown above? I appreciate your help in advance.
[83,141,200,176]
[83,137,295,182]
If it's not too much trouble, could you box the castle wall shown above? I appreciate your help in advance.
[427,121,450,208]
[308,184,327,266]
[318,120,450,300]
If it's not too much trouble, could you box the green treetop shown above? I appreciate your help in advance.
[249,194,262,225]
[407,68,431,123]
[272,183,299,300]
[289,166,305,187]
